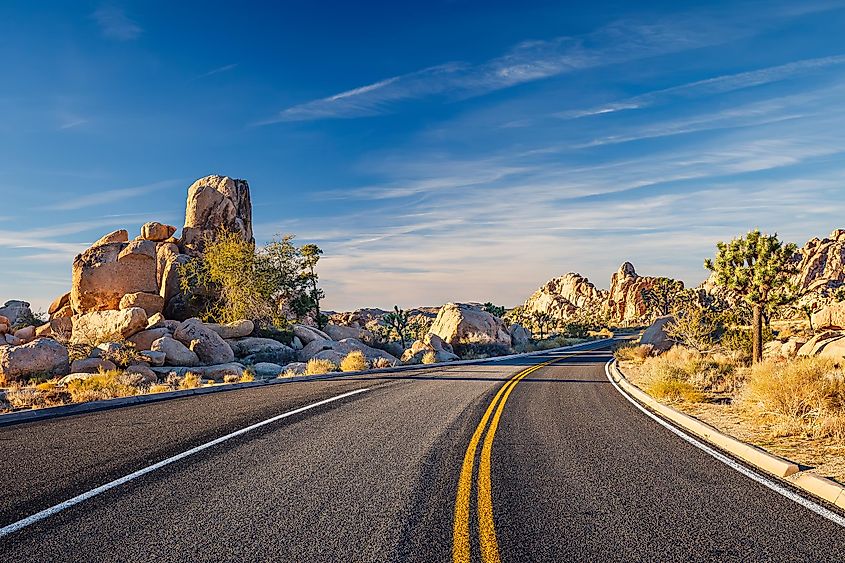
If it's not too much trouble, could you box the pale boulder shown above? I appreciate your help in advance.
[151,335,200,367]
[181,175,254,256]
[640,315,675,352]
[815,335,845,361]
[324,324,375,343]
[508,324,531,346]
[293,324,331,345]
[71,308,148,345]
[227,337,295,365]
[0,338,70,383]
[0,300,33,327]
[205,320,254,339]
[91,229,128,248]
[798,331,844,356]
[141,222,177,242]
[128,328,172,351]
[71,240,158,312]
[174,318,235,365]
[119,292,165,318]
[812,302,845,330]
[429,303,512,347]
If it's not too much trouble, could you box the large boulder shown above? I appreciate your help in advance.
[298,338,334,362]
[91,229,128,248]
[173,318,235,365]
[119,292,165,318]
[0,338,70,383]
[812,302,845,330]
[71,239,158,313]
[141,222,177,242]
[151,335,200,367]
[293,324,331,345]
[157,244,190,305]
[128,327,172,351]
[508,323,531,346]
[228,337,296,365]
[181,175,254,256]
[797,331,844,356]
[205,320,254,340]
[71,308,148,345]
[640,315,675,352]
[816,336,845,361]
[606,263,680,325]
[428,303,512,347]
[0,300,33,327]
[324,324,375,344]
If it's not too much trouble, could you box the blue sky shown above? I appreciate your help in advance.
[3,1,845,312]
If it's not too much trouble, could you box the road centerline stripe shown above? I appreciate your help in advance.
[0,387,371,540]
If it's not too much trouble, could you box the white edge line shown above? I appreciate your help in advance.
[604,360,845,528]
[0,387,371,539]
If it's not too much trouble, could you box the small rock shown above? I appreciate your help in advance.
[141,222,178,242]
[119,292,165,318]
[128,328,171,351]
[139,350,166,367]
[13,326,36,342]
[252,362,283,378]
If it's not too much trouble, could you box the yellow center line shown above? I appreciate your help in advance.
[452,356,561,563]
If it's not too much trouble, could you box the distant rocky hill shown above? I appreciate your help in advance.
[520,229,845,325]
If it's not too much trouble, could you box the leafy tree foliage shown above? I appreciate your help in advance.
[179,230,325,327]
[641,277,685,319]
[482,302,506,318]
[704,230,798,363]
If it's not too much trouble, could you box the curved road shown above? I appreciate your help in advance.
[1,341,843,561]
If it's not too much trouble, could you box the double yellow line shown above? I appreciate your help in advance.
[452,355,568,563]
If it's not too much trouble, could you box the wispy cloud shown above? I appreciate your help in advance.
[557,54,845,119]
[194,63,238,80]
[92,5,142,41]
[260,17,736,124]
[47,179,181,211]
[57,113,88,130]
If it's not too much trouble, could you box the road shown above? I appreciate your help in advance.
[1,340,843,561]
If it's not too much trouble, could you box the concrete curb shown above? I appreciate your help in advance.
[0,337,614,427]
[611,360,845,508]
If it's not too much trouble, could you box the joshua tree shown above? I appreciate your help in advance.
[531,310,553,340]
[641,277,685,319]
[704,230,798,363]
[383,305,411,349]
[300,243,325,329]
[482,302,506,318]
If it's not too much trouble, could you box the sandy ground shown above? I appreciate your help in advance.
[621,361,845,485]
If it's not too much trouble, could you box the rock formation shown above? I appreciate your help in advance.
[521,273,606,320]
[181,175,254,257]
[429,303,512,347]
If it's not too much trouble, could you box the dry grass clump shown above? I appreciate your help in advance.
[340,351,368,372]
[5,383,69,409]
[742,357,845,440]
[65,371,140,403]
[422,350,438,364]
[371,357,394,369]
[636,346,742,403]
[179,372,201,389]
[305,358,338,375]
[614,343,654,363]
[240,370,255,383]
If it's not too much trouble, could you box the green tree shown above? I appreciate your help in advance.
[704,230,798,363]
[299,244,326,329]
[482,302,506,318]
[531,310,553,339]
[383,306,411,349]
[641,277,685,319]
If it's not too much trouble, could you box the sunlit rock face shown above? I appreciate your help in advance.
[521,273,606,321]
[181,175,254,257]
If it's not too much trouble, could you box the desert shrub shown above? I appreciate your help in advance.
[5,384,69,410]
[614,344,654,363]
[637,346,741,397]
[223,374,240,383]
[371,357,394,369]
[647,378,703,403]
[560,322,589,339]
[67,343,94,363]
[340,351,368,372]
[305,358,338,375]
[721,325,774,359]
[453,342,511,360]
[742,357,845,439]
[148,384,172,394]
[65,371,139,403]
[240,370,255,383]
[179,372,201,390]
[422,350,438,364]
[99,342,142,368]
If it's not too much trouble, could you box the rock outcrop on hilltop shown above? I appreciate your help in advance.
[794,229,845,295]
[521,273,606,320]
[518,262,680,325]
[182,175,254,257]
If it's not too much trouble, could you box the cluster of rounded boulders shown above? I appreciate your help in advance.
[0,339,70,383]
[401,333,459,364]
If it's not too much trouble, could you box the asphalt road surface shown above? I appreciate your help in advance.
[1,339,843,561]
